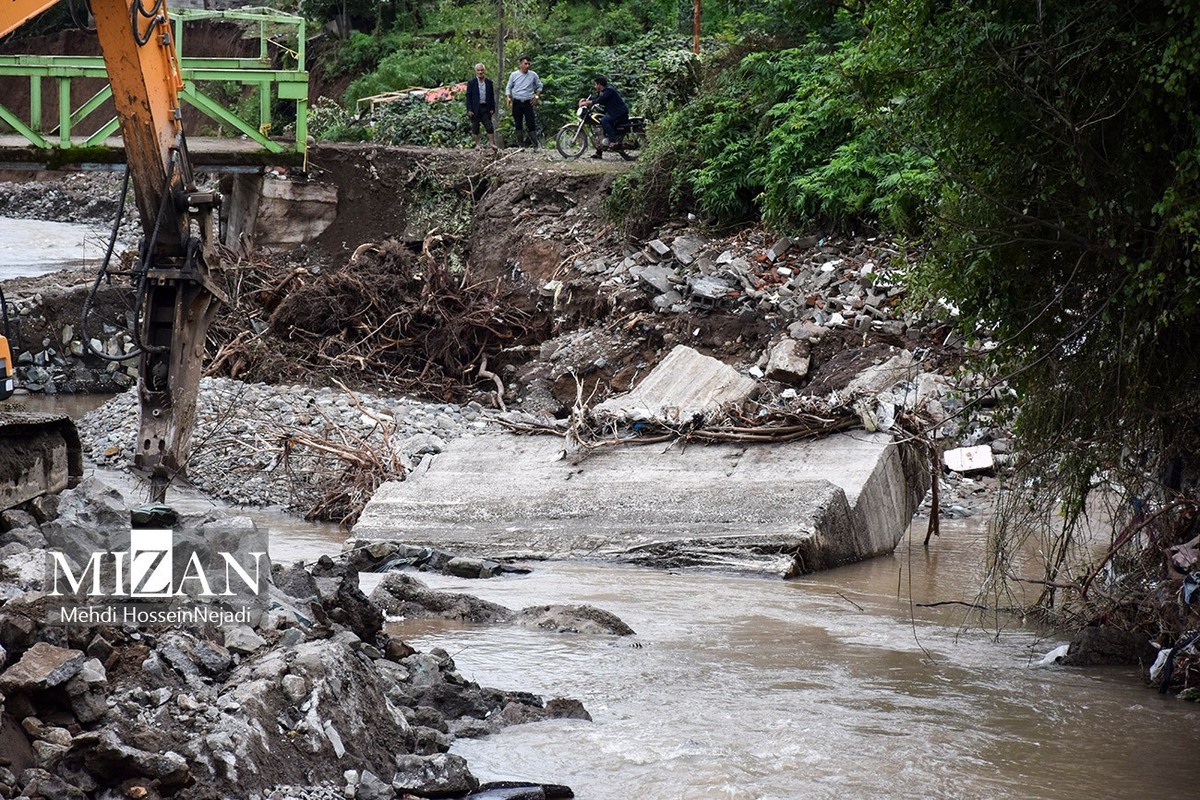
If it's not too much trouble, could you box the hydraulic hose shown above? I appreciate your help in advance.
[81,168,144,363]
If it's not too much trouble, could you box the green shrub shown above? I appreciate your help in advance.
[345,38,469,107]
[307,96,370,141]
[612,33,935,234]
[367,93,466,147]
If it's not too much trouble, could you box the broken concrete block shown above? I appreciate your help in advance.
[646,239,672,258]
[671,234,707,266]
[767,236,792,262]
[354,429,927,579]
[687,275,735,301]
[223,625,267,654]
[579,257,608,275]
[591,345,756,423]
[764,339,811,384]
[653,290,684,311]
[844,350,916,396]
[629,264,676,294]
[943,445,994,474]
[392,753,479,797]
[788,320,827,342]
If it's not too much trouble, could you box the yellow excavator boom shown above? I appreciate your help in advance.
[1,0,225,503]
[0,0,63,39]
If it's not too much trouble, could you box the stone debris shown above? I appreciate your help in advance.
[763,339,810,384]
[0,641,85,691]
[72,377,491,512]
[370,571,635,636]
[0,477,587,800]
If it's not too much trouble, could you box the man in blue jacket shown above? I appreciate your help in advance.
[466,63,497,149]
[579,75,629,159]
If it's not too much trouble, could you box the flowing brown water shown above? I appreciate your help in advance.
[1,216,126,280]
[374,521,1200,800]
[27,419,1200,797]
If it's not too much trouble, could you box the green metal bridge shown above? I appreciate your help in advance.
[0,7,308,165]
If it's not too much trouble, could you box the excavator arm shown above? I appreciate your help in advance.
[1,0,226,502]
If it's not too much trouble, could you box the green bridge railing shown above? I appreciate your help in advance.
[0,7,308,155]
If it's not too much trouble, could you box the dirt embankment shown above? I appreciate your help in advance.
[222,143,962,421]
[1,143,961,416]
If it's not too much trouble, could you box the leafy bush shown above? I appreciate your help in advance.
[323,31,411,79]
[634,48,701,117]
[345,37,469,106]
[612,32,935,233]
[367,92,466,147]
[307,96,370,141]
[594,6,642,46]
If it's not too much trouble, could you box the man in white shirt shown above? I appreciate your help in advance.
[505,56,544,147]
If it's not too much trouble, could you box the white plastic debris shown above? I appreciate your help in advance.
[943,445,994,474]
[1149,648,1173,683]
[1035,644,1070,666]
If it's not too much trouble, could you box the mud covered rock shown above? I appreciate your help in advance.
[1062,625,1157,666]
[0,641,85,691]
[391,753,478,798]
[511,604,635,636]
[371,572,514,623]
[370,573,635,639]
[72,729,191,789]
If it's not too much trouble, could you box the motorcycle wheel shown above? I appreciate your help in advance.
[555,124,589,159]
[622,132,646,151]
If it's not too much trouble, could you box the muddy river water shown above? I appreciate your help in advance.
[9,229,1199,798]
[0,216,127,281]
[273,518,1200,800]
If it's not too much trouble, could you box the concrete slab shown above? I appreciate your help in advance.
[591,345,756,424]
[352,430,927,577]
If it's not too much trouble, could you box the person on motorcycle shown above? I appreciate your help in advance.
[579,76,628,159]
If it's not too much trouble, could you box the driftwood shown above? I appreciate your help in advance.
[206,239,532,398]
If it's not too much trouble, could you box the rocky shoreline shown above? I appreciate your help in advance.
[0,476,616,800]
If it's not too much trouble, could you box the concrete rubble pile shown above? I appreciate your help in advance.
[4,166,1016,518]
[0,479,595,800]
[495,216,1013,519]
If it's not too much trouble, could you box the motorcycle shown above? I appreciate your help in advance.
[555,104,646,160]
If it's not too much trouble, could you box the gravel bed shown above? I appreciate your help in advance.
[76,376,494,510]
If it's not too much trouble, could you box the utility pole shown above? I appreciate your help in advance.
[497,0,506,118]
[693,0,700,54]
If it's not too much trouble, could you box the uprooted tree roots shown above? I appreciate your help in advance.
[983,464,1200,694]
[206,235,532,399]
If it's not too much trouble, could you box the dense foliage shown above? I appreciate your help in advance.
[610,38,935,233]
[856,2,1200,626]
[861,1,1200,487]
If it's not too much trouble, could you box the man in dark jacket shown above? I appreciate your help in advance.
[466,63,497,149]
[579,75,629,159]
